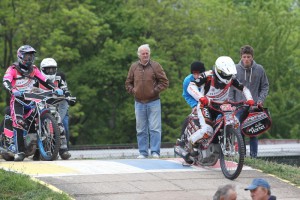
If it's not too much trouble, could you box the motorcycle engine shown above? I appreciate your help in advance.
[197,143,220,166]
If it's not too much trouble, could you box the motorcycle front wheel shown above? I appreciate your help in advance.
[37,113,60,161]
[219,126,245,180]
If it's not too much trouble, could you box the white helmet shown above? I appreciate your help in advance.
[214,56,237,84]
[40,58,57,82]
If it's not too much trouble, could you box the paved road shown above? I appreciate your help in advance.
[1,143,300,199]
[1,157,299,200]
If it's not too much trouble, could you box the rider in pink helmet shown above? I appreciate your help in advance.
[3,45,63,161]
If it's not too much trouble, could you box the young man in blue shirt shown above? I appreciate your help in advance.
[182,61,206,113]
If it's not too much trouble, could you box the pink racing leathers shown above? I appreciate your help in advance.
[3,63,57,153]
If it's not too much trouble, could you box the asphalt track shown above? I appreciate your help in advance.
[1,157,300,200]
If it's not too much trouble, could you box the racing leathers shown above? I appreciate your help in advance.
[3,63,58,155]
[187,70,253,144]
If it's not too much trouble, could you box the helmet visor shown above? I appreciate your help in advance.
[43,67,57,75]
[23,53,35,62]
[217,69,232,80]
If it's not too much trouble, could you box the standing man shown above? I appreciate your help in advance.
[229,45,269,158]
[125,44,169,159]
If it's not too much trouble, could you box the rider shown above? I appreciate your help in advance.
[182,61,206,113]
[2,45,63,161]
[186,56,254,147]
[33,57,76,160]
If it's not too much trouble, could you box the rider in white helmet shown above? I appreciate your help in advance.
[186,56,254,149]
[40,58,57,82]
[34,58,76,160]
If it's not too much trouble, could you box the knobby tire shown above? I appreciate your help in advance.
[38,113,60,161]
[219,126,245,180]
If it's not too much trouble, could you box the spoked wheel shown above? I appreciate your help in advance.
[219,126,245,180]
[37,113,60,161]
[179,117,195,165]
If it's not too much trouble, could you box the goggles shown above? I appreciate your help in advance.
[43,67,57,75]
[23,53,35,62]
[217,69,231,77]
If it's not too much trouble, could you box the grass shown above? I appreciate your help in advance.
[0,169,72,200]
[244,157,300,187]
[0,158,299,199]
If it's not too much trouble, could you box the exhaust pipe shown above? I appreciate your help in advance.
[174,145,191,160]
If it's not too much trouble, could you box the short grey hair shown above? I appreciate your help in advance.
[213,184,236,200]
[137,44,151,57]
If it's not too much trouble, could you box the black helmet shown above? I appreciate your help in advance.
[190,61,205,74]
[16,45,36,76]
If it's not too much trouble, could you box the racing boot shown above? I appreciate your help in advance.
[59,135,71,160]
[14,152,25,161]
[59,149,71,160]
[13,128,26,162]
[32,149,41,161]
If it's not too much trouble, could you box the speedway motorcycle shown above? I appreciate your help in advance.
[174,100,271,180]
[0,88,74,161]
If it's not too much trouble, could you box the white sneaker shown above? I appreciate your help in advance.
[151,153,160,158]
[137,154,147,159]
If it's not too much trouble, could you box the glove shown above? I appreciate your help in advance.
[200,96,209,106]
[246,99,255,106]
[68,99,76,106]
[54,88,64,96]
[12,89,22,97]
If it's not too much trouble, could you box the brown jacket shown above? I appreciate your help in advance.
[125,60,169,103]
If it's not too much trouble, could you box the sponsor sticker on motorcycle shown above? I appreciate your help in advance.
[241,108,272,137]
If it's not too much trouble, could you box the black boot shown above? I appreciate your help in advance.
[32,149,40,161]
[13,128,26,162]
[59,149,71,160]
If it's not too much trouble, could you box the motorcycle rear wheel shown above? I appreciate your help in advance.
[219,126,245,180]
[37,113,60,161]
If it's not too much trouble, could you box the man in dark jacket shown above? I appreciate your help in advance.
[229,45,269,158]
[125,44,169,159]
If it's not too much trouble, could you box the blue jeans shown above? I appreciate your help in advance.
[249,137,258,158]
[135,99,161,156]
[236,107,258,158]
[63,113,70,149]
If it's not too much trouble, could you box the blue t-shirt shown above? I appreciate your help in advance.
[182,74,202,108]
